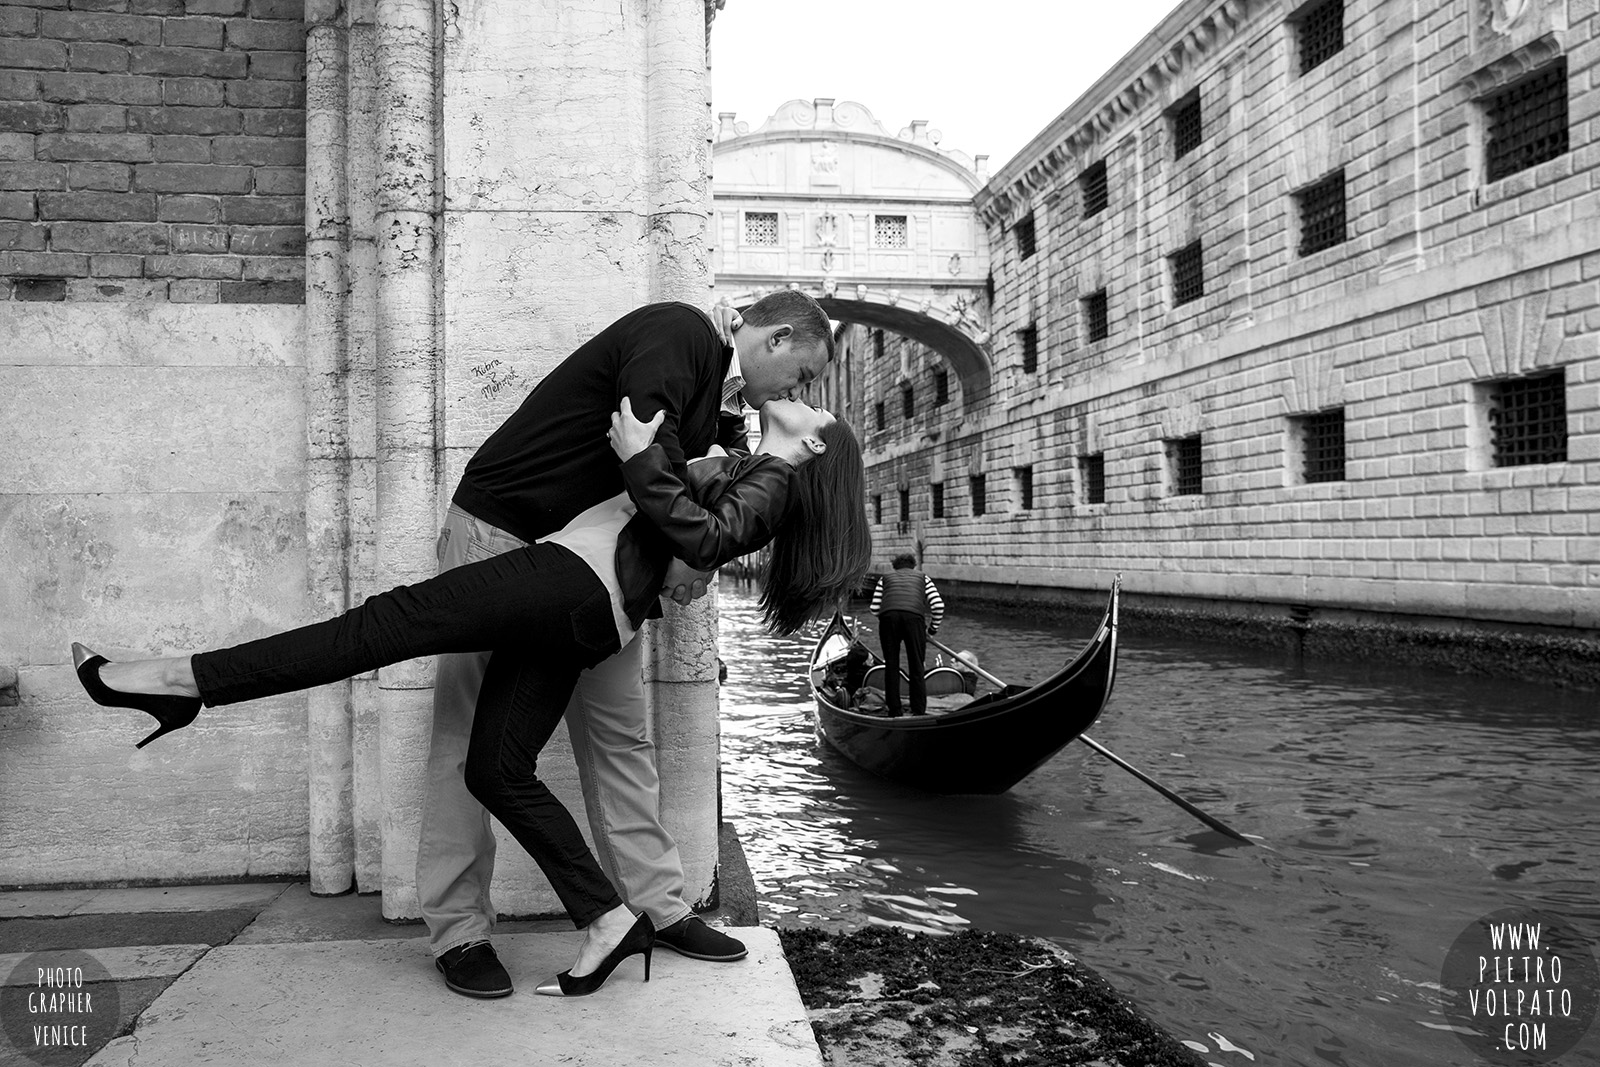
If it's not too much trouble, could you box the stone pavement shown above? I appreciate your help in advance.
[0,880,822,1067]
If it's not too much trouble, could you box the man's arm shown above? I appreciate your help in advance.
[925,578,945,634]
[869,577,885,616]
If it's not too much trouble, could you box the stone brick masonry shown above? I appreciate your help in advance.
[0,0,304,303]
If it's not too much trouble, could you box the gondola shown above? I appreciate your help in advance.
[808,578,1121,794]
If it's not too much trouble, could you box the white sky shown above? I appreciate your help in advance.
[710,0,1185,174]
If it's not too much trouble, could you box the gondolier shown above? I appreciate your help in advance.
[869,553,946,717]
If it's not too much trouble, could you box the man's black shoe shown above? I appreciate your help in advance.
[655,917,748,962]
[435,940,514,998]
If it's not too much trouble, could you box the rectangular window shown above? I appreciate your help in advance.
[872,494,882,524]
[743,211,779,246]
[1014,465,1034,510]
[1296,0,1344,75]
[1169,435,1203,495]
[1484,60,1569,182]
[899,487,910,525]
[934,369,949,407]
[1296,408,1346,483]
[902,386,915,419]
[1080,160,1109,218]
[1081,453,1106,505]
[1014,213,1036,259]
[1170,89,1203,159]
[1489,370,1567,467]
[1082,289,1109,343]
[970,473,987,517]
[873,329,885,358]
[1170,241,1204,306]
[873,214,908,248]
[1020,326,1039,373]
[931,482,945,519]
[874,401,885,431]
[1297,169,1347,256]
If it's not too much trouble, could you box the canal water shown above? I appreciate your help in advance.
[713,582,1600,1067]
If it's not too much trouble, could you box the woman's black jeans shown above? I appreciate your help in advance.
[192,540,626,927]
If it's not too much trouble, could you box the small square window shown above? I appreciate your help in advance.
[1082,290,1109,343]
[1080,160,1109,218]
[1014,465,1034,511]
[902,386,915,419]
[1294,408,1346,483]
[1489,371,1567,467]
[1015,213,1036,259]
[932,482,945,519]
[1297,169,1347,256]
[1080,453,1106,505]
[1170,90,1203,159]
[934,369,949,407]
[874,401,885,431]
[970,473,987,517]
[1168,435,1203,495]
[1170,241,1204,306]
[743,211,779,245]
[1296,0,1344,75]
[872,494,883,524]
[873,214,908,248]
[1019,326,1039,373]
[1484,60,1569,183]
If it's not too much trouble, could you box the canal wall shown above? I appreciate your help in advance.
[846,0,1599,645]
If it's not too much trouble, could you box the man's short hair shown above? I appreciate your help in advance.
[741,289,834,364]
[892,552,918,569]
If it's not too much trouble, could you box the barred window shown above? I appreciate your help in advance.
[932,482,945,519]
[1080,160,1108,218]
[743,211,779,245]
[1169,435,1203,495]
[1083,290,1109,342]
[902,385,915,419]
[1170,241,1204,306]
[1171,90,1203,159]
[899,487,910,523]
[1297,169,1347,256]
[873,329,885,358]
[874,214,908,248]
[1489,371,1567,467]
[1015,465,1034,510]
[1020,326,1039,373]
[874,401,885,431]
[970,473,987,517]
[872,494,882,524]
[934,369,949,407]
[1015,213,1036,259]
[1484,60,1569,183]
[1297,0,1343,75]
[1297,409,1346,483]
[1081,453,1106,505]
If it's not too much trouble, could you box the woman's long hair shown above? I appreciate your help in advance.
[759,418,872,635]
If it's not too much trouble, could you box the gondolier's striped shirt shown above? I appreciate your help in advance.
[869,571,945,634]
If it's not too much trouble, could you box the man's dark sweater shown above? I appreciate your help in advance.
[452,302,741,546]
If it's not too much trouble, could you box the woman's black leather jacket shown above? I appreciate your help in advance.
[613,444,797,627]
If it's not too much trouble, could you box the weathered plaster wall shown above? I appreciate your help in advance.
[0,300,308,884]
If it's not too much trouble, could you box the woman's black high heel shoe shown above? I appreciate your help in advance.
[535,911,654,997]
[71,643,201,749]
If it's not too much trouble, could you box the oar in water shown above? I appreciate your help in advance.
[926,634,1259,846]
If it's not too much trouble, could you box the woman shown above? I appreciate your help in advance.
[70,397,871,997]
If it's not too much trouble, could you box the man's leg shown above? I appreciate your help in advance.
[905,622,929,716]
[880,615,905,717]
[414,507,519,997]
[566,635,747,961]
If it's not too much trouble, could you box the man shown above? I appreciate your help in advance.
[869,553,945,718]
[420,291,833,997]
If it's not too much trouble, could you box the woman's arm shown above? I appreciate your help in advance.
[618,443,794,571]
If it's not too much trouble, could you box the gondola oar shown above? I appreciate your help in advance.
[927,635,1259,846]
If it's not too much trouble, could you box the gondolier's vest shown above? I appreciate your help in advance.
[878,569,932,619]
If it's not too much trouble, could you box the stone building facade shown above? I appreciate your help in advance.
[0,0,726,912]
[857,0,1599,658]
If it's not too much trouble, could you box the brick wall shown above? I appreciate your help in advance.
[0,0,304,303]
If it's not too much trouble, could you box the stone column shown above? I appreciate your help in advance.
[303,0,354,896]
[373,0,440,918]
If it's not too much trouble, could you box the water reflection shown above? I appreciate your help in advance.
[715,584,1600,1067]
